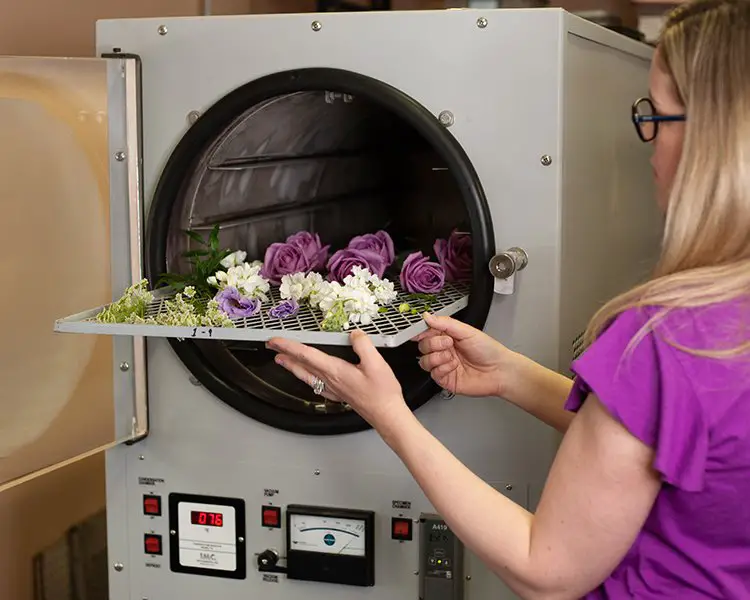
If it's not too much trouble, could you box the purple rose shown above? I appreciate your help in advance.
[286,231,330,271]
[399,252,445,294]
[268,299,299,320]
[434,231,472,282]
[261,231,330,284]
[326,248,387,281]
[216,287,261,318]
[347,230,395,266]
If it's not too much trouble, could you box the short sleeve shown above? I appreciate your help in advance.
[565,308,709,492]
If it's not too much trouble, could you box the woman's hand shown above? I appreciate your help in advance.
[414,313,510,398]
[266,330,411,434]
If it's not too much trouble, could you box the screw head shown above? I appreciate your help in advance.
[113,562,124,572]
[541,154,552,166]
[505,484,513,491]
[313,469,321,476]
[466,575,472,581]
[139,455,145,461]
[119,361,130,372]
[311,20,322,31]
[238,537,245,543]
[187,110,201,124]
[170,530,177,536]
[438,110,455,127]
[157,25,168,36]
[477,17,488,29]
[114,151,126,162]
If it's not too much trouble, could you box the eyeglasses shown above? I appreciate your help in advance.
[632,97,686,142]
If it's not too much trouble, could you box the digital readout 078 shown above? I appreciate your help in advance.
[190,510,224,527]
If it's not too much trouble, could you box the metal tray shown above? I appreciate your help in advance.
[54,281,470,348]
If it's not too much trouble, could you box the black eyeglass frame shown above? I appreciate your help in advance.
[631,97,686,142]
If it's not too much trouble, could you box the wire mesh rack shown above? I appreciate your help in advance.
[55,281,470,347]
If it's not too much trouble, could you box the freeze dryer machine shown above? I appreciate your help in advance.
[46,7,659,600]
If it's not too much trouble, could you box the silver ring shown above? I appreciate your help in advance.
[311,376,325,396]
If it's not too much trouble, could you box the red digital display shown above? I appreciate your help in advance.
[191,510,224,527]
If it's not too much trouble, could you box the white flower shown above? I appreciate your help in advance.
[317,281,343,313]
[342,286,379,325]
[344,266,398,306]
[316,268,392,331]
[371,278,397,305]
[220,250,247,269]
[209,261,270,303]
[280,273,310,302]
[280,272,331,308]
[307,274,331,308]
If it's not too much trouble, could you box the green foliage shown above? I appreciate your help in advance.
[95,279,153,324]
[158,224,231,298]
[321,301,349,332]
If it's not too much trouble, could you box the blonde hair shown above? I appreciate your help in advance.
[584,0,750,356]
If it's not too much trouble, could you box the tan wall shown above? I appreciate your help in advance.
[0,455,106,600]
[0,0,258,57]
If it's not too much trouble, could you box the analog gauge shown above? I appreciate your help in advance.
[289,513,366,557]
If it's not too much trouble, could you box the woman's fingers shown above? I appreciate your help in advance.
[422,313,476,341]
[419,350,454,371]
[268,337,348,375]
[274,354,340,402]
[417,334,454,356]
[350,330,381,367]
[431,359,459,379]
[412,327,441,343]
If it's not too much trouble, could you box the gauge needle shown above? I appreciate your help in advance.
[337,537,355,555]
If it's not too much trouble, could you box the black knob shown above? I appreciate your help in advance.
[257,549,279,569]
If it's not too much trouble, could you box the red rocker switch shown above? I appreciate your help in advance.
[391,517,413,541]
[262,505,281,528]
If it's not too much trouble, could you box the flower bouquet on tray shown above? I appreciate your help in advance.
[97,225,472,334]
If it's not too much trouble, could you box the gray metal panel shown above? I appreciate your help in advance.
[93,8,656,600]
[105,450,132,600]
[106,56,149,442]
[97,7,567,369]
[557,20,660,368]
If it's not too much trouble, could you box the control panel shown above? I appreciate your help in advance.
[147,491,467,596]
[418,513,465,600]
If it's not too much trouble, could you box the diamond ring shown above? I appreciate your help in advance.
[311,376,325,396]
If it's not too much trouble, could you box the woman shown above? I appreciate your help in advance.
[267,1,750,597]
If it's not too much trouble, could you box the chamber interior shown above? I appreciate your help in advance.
[162,90,470,416]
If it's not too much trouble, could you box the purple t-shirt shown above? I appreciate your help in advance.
[565,302,750,599]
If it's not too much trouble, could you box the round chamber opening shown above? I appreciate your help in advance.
[147,68,495,435]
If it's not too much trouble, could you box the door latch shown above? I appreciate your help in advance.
[488,247,528,295]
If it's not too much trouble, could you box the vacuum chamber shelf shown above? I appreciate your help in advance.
[54,281,470,348]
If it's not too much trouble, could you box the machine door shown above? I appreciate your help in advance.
[0,55,146,491]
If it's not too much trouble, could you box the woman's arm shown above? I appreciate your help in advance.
[268,331,661,599]
[500,351,576,433]
[381,393,660,600]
